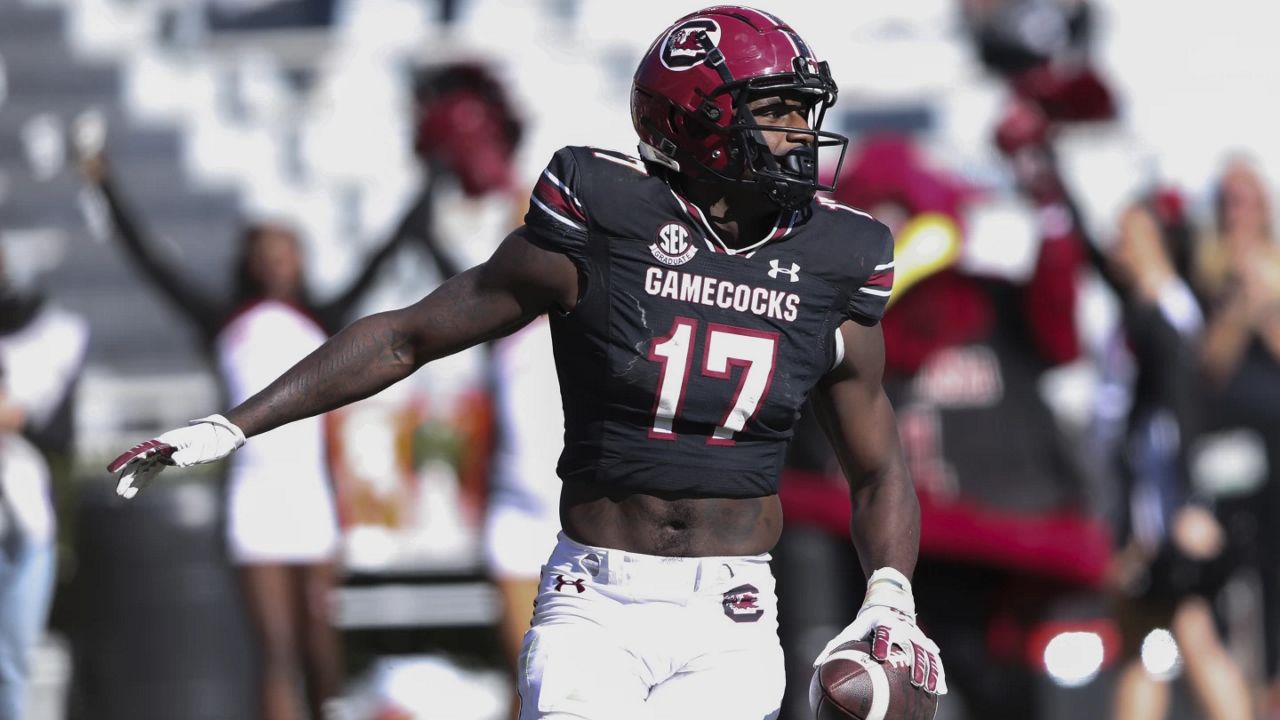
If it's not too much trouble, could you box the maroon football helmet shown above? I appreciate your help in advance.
[631,6,848,210]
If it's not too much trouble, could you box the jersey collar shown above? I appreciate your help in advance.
[668,188,806,257]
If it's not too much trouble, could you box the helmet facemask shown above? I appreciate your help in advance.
[724,64,848,210]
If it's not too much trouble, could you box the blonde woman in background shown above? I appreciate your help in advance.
[1194,158,1280,719]
[1198,158,1280,388]
[1101,197,1251,720]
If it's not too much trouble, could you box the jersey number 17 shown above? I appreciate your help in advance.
[647,317,779,445]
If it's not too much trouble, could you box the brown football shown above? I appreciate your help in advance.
[811,640,938,720]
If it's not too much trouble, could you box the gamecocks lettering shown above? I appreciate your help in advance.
[642,268,800,323]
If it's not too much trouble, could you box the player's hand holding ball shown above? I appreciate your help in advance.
[810,568,944,719]
[108,414,245,498]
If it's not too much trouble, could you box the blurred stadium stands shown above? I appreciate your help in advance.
[2,0,1280,718]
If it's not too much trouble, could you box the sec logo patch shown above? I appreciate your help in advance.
[650,222,698,266]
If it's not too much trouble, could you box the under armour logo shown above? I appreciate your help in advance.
[554,575,585,593]
[768,259,800,282]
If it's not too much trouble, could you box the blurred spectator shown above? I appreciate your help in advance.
[411,62,522,209]
[961,0,1095,80]
[304,63,523,590]
[1098,197,1250,720]
[1193,157,1280,716]
[218,291,340,720]
[776,133,1109,719]
[78,150,425,720]
[1197,158,1280,403]
[80,154,423,341]
[412,61,545,720]
[0,234,89,720]
[308,60,531,719]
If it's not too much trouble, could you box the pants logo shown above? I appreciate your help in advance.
[722,583,764,623]
[554,575,585,593]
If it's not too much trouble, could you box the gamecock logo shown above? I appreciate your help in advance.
[661,18,722,71]
[722,583,764,623]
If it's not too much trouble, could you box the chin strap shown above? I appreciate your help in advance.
[637,141,680,172]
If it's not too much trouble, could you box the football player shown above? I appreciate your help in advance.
[109,6,945,718]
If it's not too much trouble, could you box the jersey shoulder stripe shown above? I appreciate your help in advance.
[532,168,587,229]
[861,261,895,296]
[804,202,896,325]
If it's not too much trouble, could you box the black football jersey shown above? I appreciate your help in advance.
[524,146,893,498]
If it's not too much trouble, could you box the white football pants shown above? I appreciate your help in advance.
[517,533,785,720]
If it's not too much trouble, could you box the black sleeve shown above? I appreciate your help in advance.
[98,174,226,340]
[845,222,895,326]
[1124,300,1205,500]
[313,186,432,333]
[522,147,591,273]
[1127,301,1203,426]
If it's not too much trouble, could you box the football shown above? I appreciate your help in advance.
[810,640,938,720]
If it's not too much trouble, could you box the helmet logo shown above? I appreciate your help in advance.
[660,19,722,71]
[650,222,699,266]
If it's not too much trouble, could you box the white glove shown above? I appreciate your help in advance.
[108,414,246,499]
[813,567,946,695]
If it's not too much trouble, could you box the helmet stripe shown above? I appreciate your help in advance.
[777,29,801,59]
[749,7,786,27]
[783,30,812,59]
[715,6,787,31]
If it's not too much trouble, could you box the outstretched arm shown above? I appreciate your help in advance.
[228,226,575,437]
[811,320,918,578]
[108,227,577,492]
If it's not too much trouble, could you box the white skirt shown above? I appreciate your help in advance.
[216,300,339,565]
[226,455,339,564]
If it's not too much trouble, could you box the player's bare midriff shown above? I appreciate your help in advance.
[559,478,784,557]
